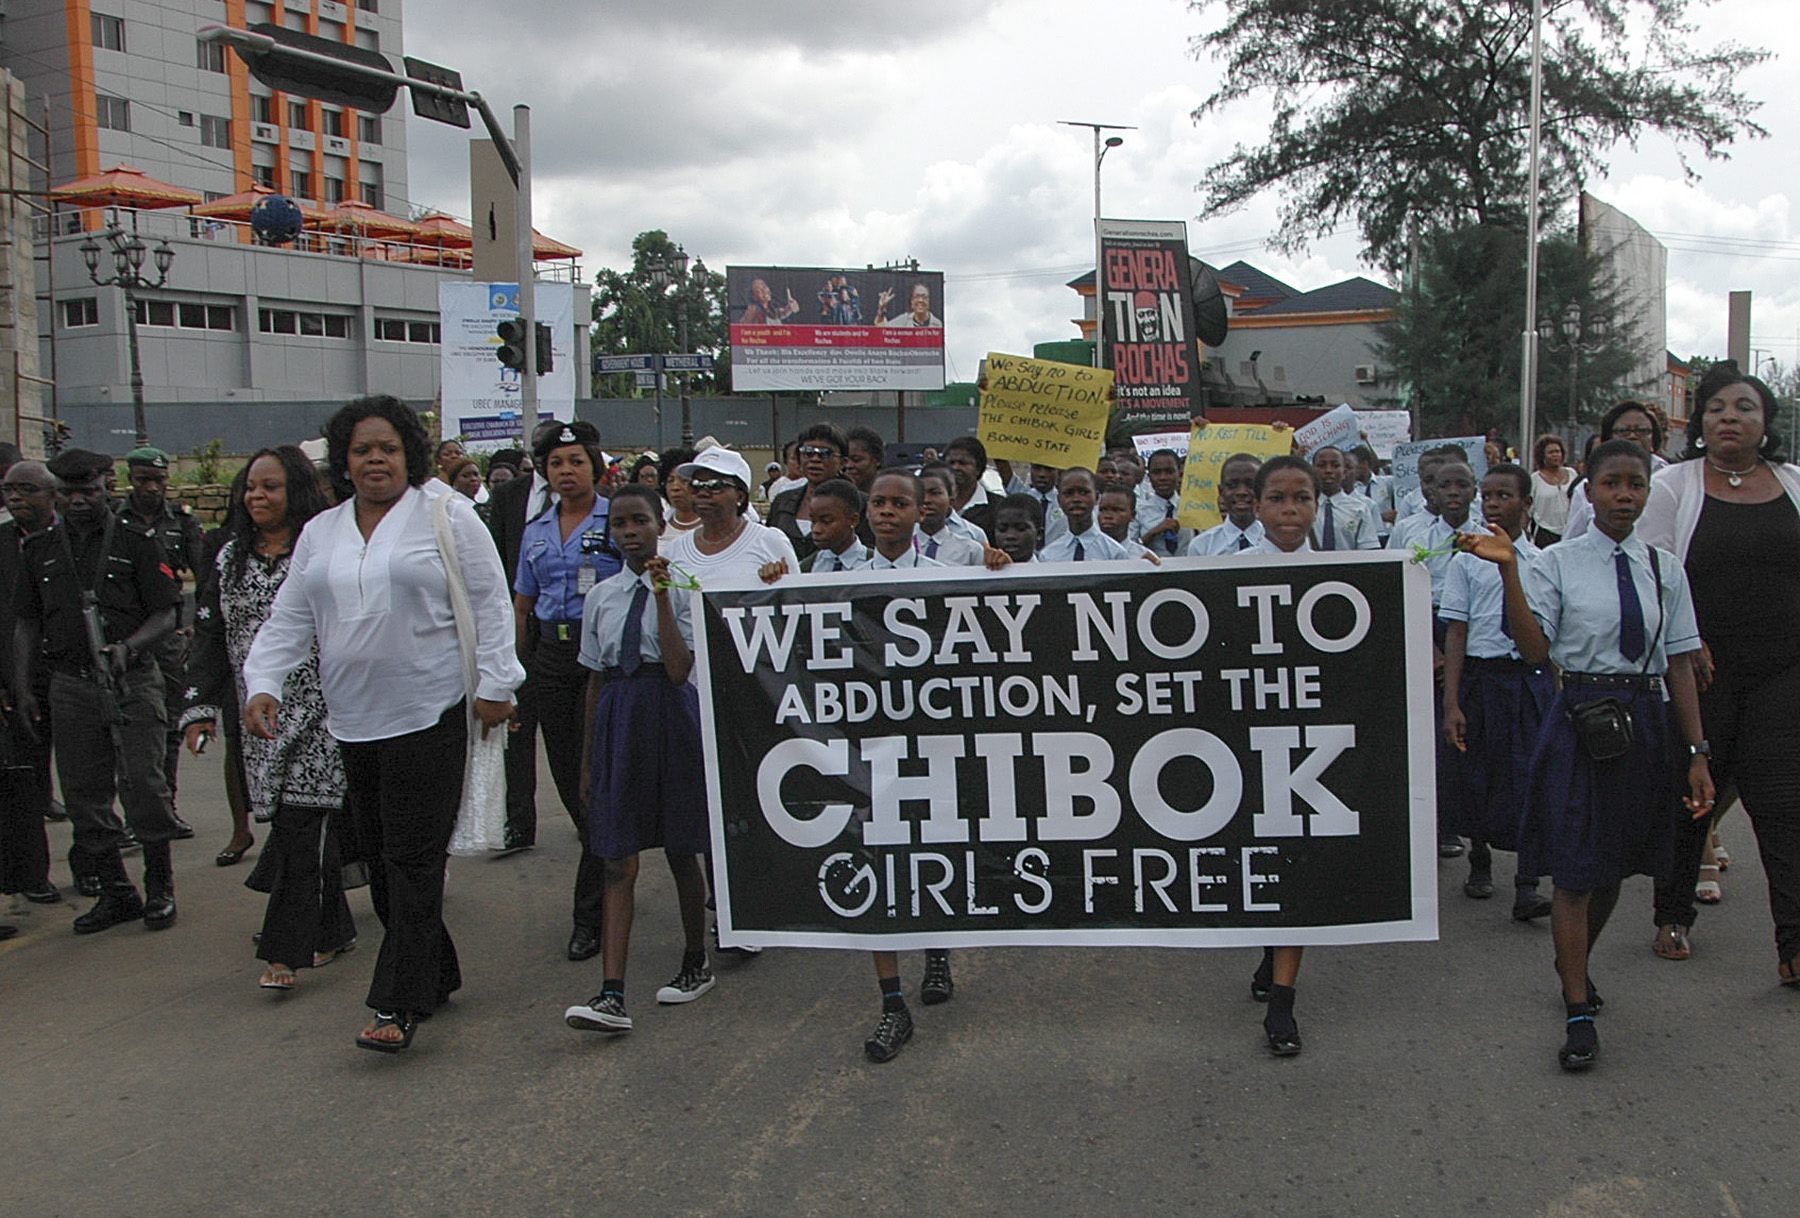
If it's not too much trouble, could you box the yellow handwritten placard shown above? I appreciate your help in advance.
[978,352,1113,470]
[1177,421,1293,530]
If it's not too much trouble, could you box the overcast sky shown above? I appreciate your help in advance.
[394,0,1796,387]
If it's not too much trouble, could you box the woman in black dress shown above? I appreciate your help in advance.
[1641,361,1800,981]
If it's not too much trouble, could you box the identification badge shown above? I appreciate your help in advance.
[577,564,597,595]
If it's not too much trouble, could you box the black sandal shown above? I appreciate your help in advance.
[355,1011,417,1054]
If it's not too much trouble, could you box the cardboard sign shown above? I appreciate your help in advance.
[1292,402,1363,458]
[1390,436,1489,496]
[977,352,1112,469]
[1353,410,1413,460]
[1131,429,1192,463]
[1177,421,1294,529]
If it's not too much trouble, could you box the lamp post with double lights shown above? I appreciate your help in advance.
[647,245,693,447]
[80,226,174,448]
[1538,301,1597,427]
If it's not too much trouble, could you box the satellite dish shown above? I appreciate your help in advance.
[1189,260,1230,348]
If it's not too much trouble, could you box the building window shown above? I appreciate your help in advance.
[288,100,309,131]
[197,39,227,72]
[177,303,236,331]
[199,115,231,149]
[358,0,379,11]
[62,298,99,328]
[261,309,352,339]
[375,317,440,344]
[323,109,345,138]
[358,114,381,145]
[289,170,312,200]
[177,111,195,127]
[324,176,346,205]
[251,163,276,189]
[90,13,125,52]
[132,300,177,328]
[355,28,380,51]
[359,162,384,209]
[95,95,129,132]
[252,95,274,125]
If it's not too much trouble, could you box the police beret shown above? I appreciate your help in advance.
[125,446,171,470]
[533,420,601,462]
[45,449,115,482]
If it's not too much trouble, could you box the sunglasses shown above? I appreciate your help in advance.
[797,445,840,460]
[688,478,739,493]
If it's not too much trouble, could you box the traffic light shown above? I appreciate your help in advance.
[534,322,554,375]
[495,318,527,371]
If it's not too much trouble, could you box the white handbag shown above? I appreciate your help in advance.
[431,493,510,856]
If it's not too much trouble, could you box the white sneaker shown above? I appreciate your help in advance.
[565,993,631,1032]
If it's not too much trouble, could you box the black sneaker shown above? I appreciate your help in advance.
[920,953,954,1005]
[1438,836,1466,858]
[565,993,631,1033]
[655,958,716,1005]
[864,1006,914,1063]
[1463,871,1495,899]
[1512,890,1553,921]
[1558,1008,1599,1071]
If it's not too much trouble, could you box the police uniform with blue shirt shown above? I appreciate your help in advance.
[512,423,621,951]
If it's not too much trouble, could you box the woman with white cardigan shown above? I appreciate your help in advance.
[243,396,524,1052]
[1637,362,1800,983]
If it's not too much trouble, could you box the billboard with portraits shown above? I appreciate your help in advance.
[727,265,947,392]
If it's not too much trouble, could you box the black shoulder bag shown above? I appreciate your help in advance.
[1565,550,1663,763]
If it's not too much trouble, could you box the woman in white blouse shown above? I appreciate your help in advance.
[1528,433,1575,543]
[243,396,524,1053]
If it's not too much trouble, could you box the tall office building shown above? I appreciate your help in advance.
[3,0,410,213]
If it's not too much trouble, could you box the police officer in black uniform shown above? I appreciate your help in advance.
[12,450,184,932]
[0,460,64,906]
[116,446,202,839]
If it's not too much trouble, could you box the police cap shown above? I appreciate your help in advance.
[45,449,115,483]
[125,446,172,470]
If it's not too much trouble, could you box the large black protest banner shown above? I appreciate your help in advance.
[695,554,1438,950]
[1098,218,1202,434]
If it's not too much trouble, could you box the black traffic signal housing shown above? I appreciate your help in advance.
[534,322,554,375]
[495,318,527,371]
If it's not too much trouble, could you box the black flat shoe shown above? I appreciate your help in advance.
[215,836,254,866]
[142,894,177,931]
[170,818,195,841]
[1559,1009,1598,1071]
[1250,947,1274,1002]
[356,1011,418,1053]
[0,924,18,941]
[1438,837,1467,858]
[1463,872,1495,899]
[567,926,601,962]
[23,887,62,904]
[1512,891,1553,921]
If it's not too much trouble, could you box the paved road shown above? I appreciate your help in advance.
[2,747,1793,1218]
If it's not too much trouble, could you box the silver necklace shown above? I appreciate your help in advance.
[1706,456,1762,488]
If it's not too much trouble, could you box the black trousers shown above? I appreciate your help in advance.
[339,702,466,1015]
[154,634,188,811]
[1655,660,1800,962]
[503,620,540,846]
[529,633,604,931]
[0,675,52,894]
[49,666,178,883]
[256,802,356,969]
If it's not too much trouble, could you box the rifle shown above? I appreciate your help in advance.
[79,589,129,753]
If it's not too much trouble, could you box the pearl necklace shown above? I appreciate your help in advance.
[1706,456,1762,488]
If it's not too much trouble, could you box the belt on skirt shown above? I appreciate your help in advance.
[1562,671,1662,693]
[539,618,583,643]
[599,662,668,680]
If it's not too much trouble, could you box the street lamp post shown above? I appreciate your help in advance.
[646,245,692,447]
[1060,120,1133,370]
[1537,302,1588,429]
[81,225,174,448]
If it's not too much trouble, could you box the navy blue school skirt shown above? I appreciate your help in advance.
[1454,659,1556,851]
[586,666,710,860]
[1519,683,1676,892]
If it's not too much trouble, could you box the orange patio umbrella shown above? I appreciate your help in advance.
[50,164,202,210]
[412,211,475,249]
[190,184,329,223]
[320,199,421,240]
[531,228,582,260]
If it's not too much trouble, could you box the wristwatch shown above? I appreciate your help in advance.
[1688,740,1712,758]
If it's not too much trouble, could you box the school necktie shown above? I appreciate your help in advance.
[1162,501,1179,554]
[1236,534,1251,552]
[1073,538,1085,562]
[1322,498,1337,549]
[1616,549,1645,661]
[619,580,649,675]
[926,537,939,560]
